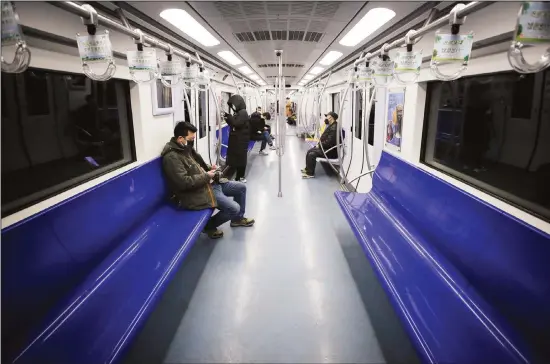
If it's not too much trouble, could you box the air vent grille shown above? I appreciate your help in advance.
[271,30,287,41]
[234,31,255,42]
[266,75,296,78]
[258,63,305,68]
[304,31,323,42]
[233,30,323,43]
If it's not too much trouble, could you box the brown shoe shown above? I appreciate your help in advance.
[230,218,255,227]
[203,228,224,239]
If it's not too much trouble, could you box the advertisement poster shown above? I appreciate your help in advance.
[385,88,405,151]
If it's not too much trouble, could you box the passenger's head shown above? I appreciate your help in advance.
[324,111,338,124]
[256,107,262,112]
[227,94,246,113]
[262,112,271,120]
[174,121,197,146]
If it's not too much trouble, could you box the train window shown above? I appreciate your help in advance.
[511,74,535,119]
[1,67,135,216]
[422,69,550,221]
[331,92,340,114]
[24,71,50,116]
[198,90,207,139]
[221,91,232,114]
[354,89,362,139]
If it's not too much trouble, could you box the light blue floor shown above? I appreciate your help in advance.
[162,131,387,364]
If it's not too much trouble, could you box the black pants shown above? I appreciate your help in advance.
[305,147,324,175]
[235,166,246,180]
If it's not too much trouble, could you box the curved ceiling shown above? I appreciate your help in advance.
[124,1,436,85]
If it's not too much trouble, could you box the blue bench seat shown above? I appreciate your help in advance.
[217,124,257,159]
[2,158,213,364]
[335,151,550,364]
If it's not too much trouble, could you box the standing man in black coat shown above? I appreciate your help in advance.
[224,94,250,182]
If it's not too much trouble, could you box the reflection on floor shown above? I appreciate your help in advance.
[124,129,418,364]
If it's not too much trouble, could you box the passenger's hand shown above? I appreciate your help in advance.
[207,170,216,179]
[210,164,218,171]
[264,127,268,130]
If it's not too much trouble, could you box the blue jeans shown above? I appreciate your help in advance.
[260,131,273,151]
[205,181,246,229]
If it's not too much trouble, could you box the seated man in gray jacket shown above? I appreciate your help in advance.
[162,121,255,239]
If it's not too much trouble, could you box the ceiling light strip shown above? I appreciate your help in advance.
[160,8,220,47]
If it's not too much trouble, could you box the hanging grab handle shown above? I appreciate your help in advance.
[430,4,474,81]
[1,1,31,73]
[76,4,116,81]
[159,45,182,88]
[507,2,550,74]
[394,30,423,85]
[127,29,157,84]
[372,44,394,87]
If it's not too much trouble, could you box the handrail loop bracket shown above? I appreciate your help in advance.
[159,44,183,88]
[430,4,473,81]
[1,1,32,73]
[128,29,157,84]
[507,2,550,74]
[394,30,422,86]
[77,4,116,81]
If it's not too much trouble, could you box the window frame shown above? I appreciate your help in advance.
[420,70,549,222]
[1,67,136,217]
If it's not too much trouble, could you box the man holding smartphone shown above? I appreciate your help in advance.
[162,121,255,239]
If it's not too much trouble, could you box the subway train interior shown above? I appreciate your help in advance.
[2,1,550,363]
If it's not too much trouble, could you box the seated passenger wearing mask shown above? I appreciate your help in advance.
[162,121,255,239]
[301,111,339,179]
[249,106,276,155]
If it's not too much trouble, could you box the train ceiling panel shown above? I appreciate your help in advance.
[123,1,435,85]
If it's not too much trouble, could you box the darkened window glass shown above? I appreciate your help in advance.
[199,90,208,138]
[354,89,362,139]
[422,69,550,221]
[1,67,135,216]
[25,70,50,116]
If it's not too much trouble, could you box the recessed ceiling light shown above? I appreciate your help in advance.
[339,8,396,47]
[311,66,324,75]
[238,66,252,74]
[160,9,220,47]
[217,51,242,65]
[303,74,314,80]
[250,74,260,80]
[319,51,343,66]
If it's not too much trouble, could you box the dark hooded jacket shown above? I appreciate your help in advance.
[161,137,217,210]
[225,94,250,168]
[249,111,266,140]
